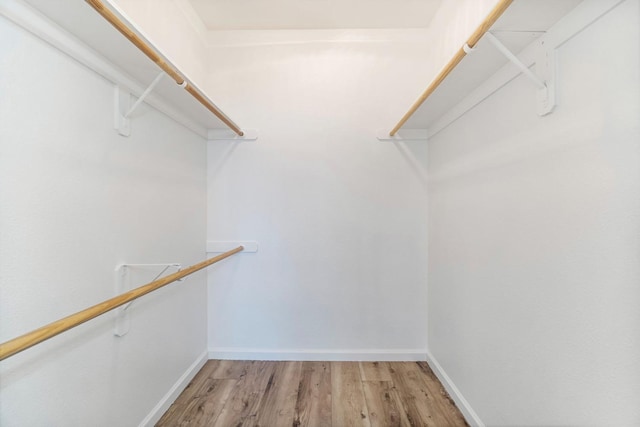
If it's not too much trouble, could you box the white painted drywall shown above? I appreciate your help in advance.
[427,1,640,425]
[0,15,208,426]
[204,30,432,358]
[188,0,443,31]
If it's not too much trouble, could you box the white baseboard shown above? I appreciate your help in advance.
[139,351,208,427]
[207,348,427,361]
[425,350,485,427]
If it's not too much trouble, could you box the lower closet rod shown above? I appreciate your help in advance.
[0,246,244,361]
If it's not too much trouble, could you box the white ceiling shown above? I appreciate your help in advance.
[187,0,444,30]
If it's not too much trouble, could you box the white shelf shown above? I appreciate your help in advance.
[400,0,582,133]
[17,0,242,136]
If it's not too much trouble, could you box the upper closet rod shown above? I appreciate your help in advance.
[389,0,514,136]
[85,0,244,137]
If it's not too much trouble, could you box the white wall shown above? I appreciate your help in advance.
[0,14,208,426]
[427,1,640,425]
[204,30,432,359]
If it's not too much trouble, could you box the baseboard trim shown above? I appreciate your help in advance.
[208,348,427,362]
[425,350,485,427]
[139,350,208,427]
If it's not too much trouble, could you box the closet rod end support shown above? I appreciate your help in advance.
[208,129,258,141]
[377,129,428,142]
[463,43,477,54]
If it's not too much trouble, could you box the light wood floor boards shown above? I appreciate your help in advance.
[156,360,467,427]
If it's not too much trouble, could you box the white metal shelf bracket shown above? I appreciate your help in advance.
[206,241,259,253]
[114,72,165,136]
[484,32,556,116]
[113,262,181,337]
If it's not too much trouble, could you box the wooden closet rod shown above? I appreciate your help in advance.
[0,246,243,361]
[389,0,514,136]
[85,0,244,137]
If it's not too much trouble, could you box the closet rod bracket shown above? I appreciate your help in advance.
[207,129,259,141]
[113,262,181,337]
[485,32,556,116]
[463,43,477,54]
[376,129,428,142]
[124,72,164,118]
[114,72,165,136]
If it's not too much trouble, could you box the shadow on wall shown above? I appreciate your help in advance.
[208,140,241,180]
[392,140,429,193]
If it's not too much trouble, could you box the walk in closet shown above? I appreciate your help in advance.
[1,0,638,425]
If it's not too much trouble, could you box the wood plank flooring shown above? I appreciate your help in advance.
[157,361,467,427]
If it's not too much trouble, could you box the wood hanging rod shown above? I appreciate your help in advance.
[389,0,514,136]
[0,246,244,361]
[85,0,244,137]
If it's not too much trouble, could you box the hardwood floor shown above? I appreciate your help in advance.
[157,361,467,426]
